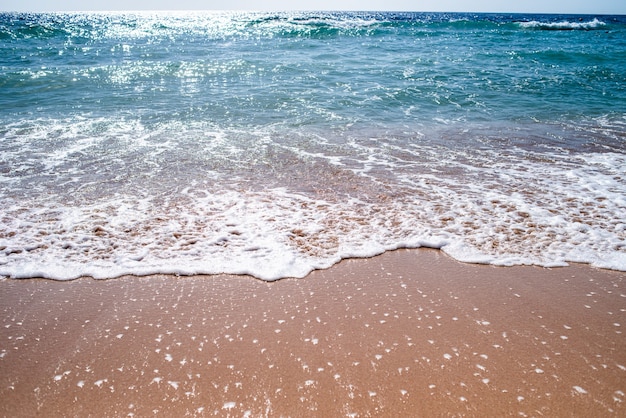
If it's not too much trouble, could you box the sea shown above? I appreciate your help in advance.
[0,11,625,280]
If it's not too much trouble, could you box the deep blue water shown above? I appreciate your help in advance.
[1,12,625,125]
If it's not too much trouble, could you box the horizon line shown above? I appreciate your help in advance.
[1,9,624,15]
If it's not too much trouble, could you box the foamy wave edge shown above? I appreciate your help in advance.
[517,18,606,30]
[2,242,624,282]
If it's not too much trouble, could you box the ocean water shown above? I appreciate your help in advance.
[0,11,625,280]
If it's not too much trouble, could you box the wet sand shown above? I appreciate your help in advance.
[1,249,625,417]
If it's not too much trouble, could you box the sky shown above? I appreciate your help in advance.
[1,0,624,15]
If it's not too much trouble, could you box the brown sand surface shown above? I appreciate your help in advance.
[1,249,625,417]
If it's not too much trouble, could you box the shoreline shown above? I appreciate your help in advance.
[1,248,624,416]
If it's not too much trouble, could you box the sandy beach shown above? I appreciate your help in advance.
[1,249,624,417]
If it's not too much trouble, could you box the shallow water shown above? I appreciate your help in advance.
[1,11,625,279]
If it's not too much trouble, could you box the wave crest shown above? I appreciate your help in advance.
[518,18,606,31]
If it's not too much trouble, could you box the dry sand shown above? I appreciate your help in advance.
[1,249,625,417]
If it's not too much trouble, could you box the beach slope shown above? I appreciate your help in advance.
[1,249,624,416]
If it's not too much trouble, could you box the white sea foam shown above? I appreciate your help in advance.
[518,18,606,31]
[223,402,236,410]
[0,118,624,281]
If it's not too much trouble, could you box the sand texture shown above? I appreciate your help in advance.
[1,249,625,416]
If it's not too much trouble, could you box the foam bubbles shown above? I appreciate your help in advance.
[0,118,624,281]
[518,18,606,31]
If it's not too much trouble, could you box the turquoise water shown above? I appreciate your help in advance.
[2,12,625,126]
[1,12,625,280]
